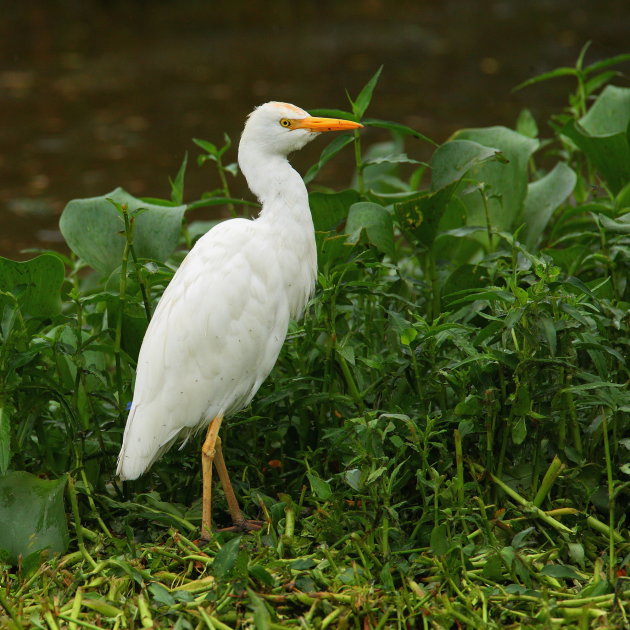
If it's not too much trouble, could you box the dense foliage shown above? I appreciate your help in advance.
[1,49,629,628]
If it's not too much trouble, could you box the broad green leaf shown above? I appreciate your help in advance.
[0,472,69,564]
[345,202,395,257]
[213,536,241,579]
[430,140,500,191]
[560,85,630,194]
[522,162,576,249]
[0,254,65,319]
[579,84,630,135]
[452,127,539,233]
[60,188,187,275]
[395,184,458,249]
[309,190,361,232]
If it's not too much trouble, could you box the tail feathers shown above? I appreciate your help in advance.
[116,404,183,480]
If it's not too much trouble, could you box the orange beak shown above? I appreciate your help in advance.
[294,116,363,132]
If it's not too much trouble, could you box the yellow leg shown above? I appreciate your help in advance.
[213,436,244,525]
[201,415,223,540]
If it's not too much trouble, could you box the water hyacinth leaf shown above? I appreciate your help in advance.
[345,202,395,257]
[0,472,69,564]
[60,188,187,275]
[522,162,576,249]
[0,254,65,319]
[451,127,539,233]
[430,140,499,192]
[560,85,630,194]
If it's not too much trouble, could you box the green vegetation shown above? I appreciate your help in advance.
[1,47,629,628]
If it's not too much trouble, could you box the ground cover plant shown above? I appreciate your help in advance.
[1,47,629,628]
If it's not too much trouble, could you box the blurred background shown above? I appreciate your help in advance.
[1,0,628,259]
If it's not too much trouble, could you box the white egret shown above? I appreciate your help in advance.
[116,102,363,538]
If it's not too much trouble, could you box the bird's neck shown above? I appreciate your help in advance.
[239,148,310,223]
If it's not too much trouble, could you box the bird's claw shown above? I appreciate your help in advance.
[217,519,264,533]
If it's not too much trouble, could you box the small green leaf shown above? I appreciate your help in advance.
[511,417,527,445]
[248,588,271,629]
[169,152,188,205]
[149,582,176,607]
[541,564,584,580]
[352,65,383,119]
[213,536,241,579]
[306,472,332,501]
[430,524,449,556]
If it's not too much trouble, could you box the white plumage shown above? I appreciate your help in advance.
[116,102,362,490]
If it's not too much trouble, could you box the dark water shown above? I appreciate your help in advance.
[1,0,628,259]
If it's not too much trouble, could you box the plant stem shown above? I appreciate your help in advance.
[601,408,616,583]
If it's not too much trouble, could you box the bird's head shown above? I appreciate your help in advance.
[240,101,363,157]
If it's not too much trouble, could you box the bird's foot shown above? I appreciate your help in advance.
[217,519,264,533]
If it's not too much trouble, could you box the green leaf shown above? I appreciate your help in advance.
[394,185,458,249]
[430,140,500,191]
[363,118,437,145]
[345,202,395,257]
[149,582,176,607]
[169,153,188,205]
[306,472,332,500]
[516,108,538,139]
[60,188,187,275]
[309,190,361,232]
[560,86,630,194]
[352,65,383,119]
[512,67,576,92]
[541,564,584,580]
[248,588,271,630]
[0,472,69,564]
[304,134,355,184]
[0,404,10,474]
[430,524,449,556]
[0,254,65,319]
[522,162,576,249]
[511,417,527,445]
[452,127,539,233]
[213,536,241,579]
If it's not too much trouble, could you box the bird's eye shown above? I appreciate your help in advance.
[279,118,293,128]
